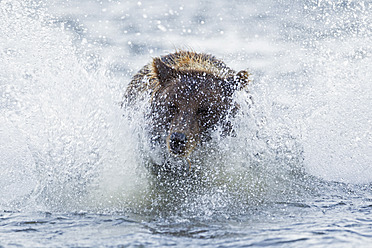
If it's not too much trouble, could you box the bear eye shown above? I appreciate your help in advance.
[168,103,177,113]
[196,107,209,115]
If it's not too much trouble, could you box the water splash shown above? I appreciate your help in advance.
[1,0,371,217]
[278,0,372,183]
[0,0,133,211]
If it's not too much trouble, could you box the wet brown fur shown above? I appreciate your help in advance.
[123,50,250,160]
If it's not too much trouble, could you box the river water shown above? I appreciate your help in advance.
[1,0,372,247]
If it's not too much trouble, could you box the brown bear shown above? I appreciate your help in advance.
[123,51,250,173]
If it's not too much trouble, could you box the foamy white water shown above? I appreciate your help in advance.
[1,0,371,247]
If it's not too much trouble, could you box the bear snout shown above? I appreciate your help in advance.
[169,132,187,155]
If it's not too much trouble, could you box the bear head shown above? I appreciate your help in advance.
[149,57,249,157]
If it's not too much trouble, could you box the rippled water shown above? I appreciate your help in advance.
[1,0,372,247]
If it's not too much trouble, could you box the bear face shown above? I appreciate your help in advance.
[149,57,247,157]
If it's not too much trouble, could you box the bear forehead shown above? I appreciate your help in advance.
[169,83,225,101]
[170,73,227,94]
[165,90,226,109]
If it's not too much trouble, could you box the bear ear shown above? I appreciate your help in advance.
[229,70,250,91]
[153,57,177,84]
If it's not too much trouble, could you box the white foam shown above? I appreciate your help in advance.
[1,0,371,214]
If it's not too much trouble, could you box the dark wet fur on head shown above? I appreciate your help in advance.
[123,51,250,172]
